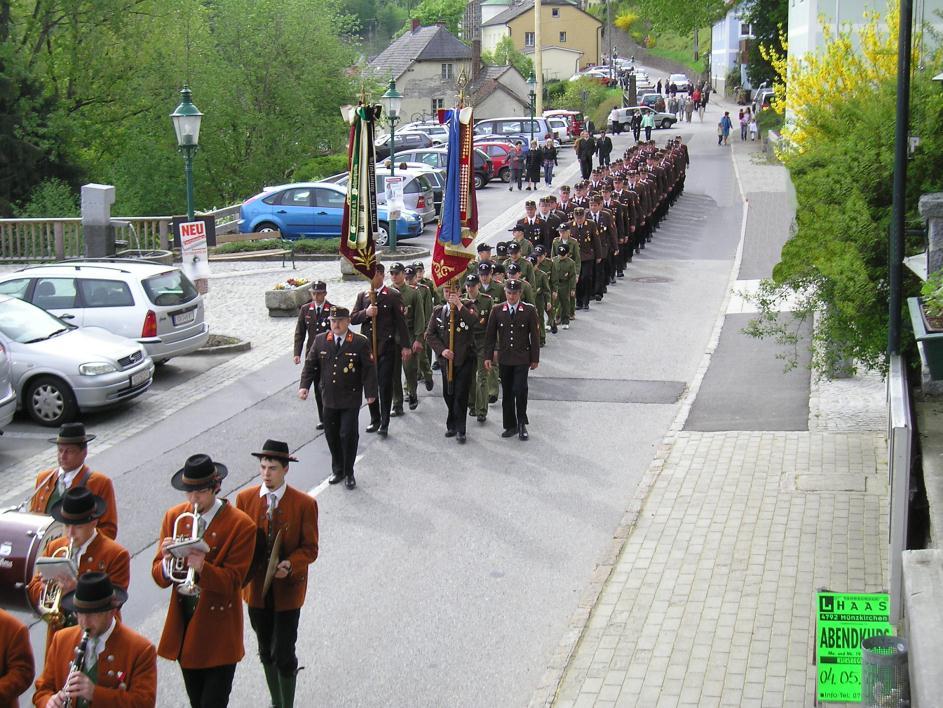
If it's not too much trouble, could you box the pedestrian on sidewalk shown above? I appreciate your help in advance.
[300,307,377,486]
[236,440,318,707]
[684,96,695,122]
[719,112,733,145]
[542,137,558,186]
[484,278,540,441]
[508,142,524,191]
[525,140,543,191]
[739,110,749,140]
[749,116,759,141]
[631,111,642,141]
[641,111,655,141]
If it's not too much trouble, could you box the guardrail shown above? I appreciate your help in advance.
[888,354,913,624]
[0,204,241,262]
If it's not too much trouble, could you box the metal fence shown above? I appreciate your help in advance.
[0,204,241,262]
[887,354,913,625]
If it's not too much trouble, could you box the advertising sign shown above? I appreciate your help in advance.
[816,592,893,702]
[177,220,211,281]
[385,176,404,218]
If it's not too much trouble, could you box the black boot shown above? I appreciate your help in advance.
[263,664,280,708]
[279,670,298,708]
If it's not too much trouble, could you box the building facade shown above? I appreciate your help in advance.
[710,7,753,94]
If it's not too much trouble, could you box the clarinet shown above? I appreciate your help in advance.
[63,629,91,708]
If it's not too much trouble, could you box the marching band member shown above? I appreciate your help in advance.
[235,440,318,708]
[26,487,130,656]
[30,424,118,540]
[151,454,255,708]
[33,571,156,708]
[0,608,33,707]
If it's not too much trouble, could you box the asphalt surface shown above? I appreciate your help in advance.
[4,100,744,707]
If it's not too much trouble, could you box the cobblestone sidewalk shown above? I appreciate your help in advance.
[535,118,891,708]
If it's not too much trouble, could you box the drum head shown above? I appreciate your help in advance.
[0,511,64,613]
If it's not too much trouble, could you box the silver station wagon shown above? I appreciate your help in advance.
[0,261,209,364]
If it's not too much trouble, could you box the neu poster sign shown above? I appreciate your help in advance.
[816,592,893,702]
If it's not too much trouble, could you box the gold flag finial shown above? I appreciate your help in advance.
[457,69,468,108]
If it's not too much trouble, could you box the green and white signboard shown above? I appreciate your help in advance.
[816,592,894,702]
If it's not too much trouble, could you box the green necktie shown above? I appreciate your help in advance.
[46,478,65,510]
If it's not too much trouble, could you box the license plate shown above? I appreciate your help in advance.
[130,370,150,388]
[173,310,195,326]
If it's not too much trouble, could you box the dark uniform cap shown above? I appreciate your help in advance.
[404,266,417,277]
[573,207,587,217]
[559,185,571,193]
[477,262,493,274]
[507,241,521,253]
[495,243,508,256]
[524,200,536,208]
[476,242,492,252]
[492,263,506,274]
[590,195,603,204]
[390,262,405,273]
[526,254,537,264]
[509,225,524,234]
[465,274,481,286]
[329,306,351,319]
[412,261,424,270]
[533,245,546,255]
[538,197,550,204]
[506,262,521,274]
[559,221,572,232]
[557,243,571,255]
[309,280,327,292]
[505,278,523,291]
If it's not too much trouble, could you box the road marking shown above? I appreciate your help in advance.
[0,431,54,439]
[307,454,362,497]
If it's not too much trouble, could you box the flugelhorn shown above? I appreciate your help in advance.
[38,540,74,625]
[163,503,202,597]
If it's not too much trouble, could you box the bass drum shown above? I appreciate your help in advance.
[0,511,63,613]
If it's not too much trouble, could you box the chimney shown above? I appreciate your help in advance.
[436,20,446,27]
[472,39,482,81]
[411,18,420,32]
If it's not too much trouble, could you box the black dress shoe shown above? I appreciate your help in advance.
[501,428,517,438]
[488,395,498,404]
[550,323,558,334]
[345,475,356,489]
[457,432,466,443]
[316,422,324,430]
[366,422,380,433]
[424,376,434,391]
[518,424,529,441]
[328,473,344,485]
[408,396,419,410]
[595,295,603,302]
[445,429,457,438]
[432,360,440,371]
[477,414,487,423]
[391,406,404,417]
[378,426,388,437]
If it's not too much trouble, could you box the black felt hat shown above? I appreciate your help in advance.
[48,486,106,526]
[171,454,228,491]
[48,422,96,445]
[60,571,128,614]
[251,439,298,463]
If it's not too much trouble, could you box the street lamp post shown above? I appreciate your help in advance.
[527,72,537,144]
[170,85,203,222]
[381,77,403,251]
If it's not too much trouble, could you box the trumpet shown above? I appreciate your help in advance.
[39,540,74,625]
[63,629,90,708]
[163,503,202,597]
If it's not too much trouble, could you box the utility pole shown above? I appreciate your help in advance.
[607,0,613,83]
[534,0,543,114]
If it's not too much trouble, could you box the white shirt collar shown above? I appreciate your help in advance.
[198,498,223,528]
[259,482,287,508]
[57,465,84,487]
[94,617,117,655]
[76,529,97,560]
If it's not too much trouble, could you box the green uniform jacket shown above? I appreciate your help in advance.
[553,256,578,292]
[503,256,536,286]
[398,283,425,345]
[479,281,506,304]
[537,258,559,294]
[551,236,581,262]
[467,291,494,347]
[509,279,536,306]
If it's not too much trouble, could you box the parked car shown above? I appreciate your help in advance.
[393,147,494,189]
[474,116,556,145]
[611,106,678,131]
[542,110,585,138]
[0,261,209,364]
[668,73,691,92]
[546,117,570,143]
[374,132,434,160]
[0,340,14,431]
[475,141,515,183]
[639,93,667,112]
[239,182,424,246]
[0,295,154,425]
[399,123,450,145]
[393,162,445,214]
[753,87,777,114]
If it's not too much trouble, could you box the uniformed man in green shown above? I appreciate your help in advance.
[527,254,550,347]
[412,261,438,384]
[504,237,536,285]
[553,242,578,329]
[505,262,535,306]
[533,245,558,336]
[507,225,533,258]
[462,273,494,424]
[466,242,493,278]
[477,262,505,305]
[390,263,423,414]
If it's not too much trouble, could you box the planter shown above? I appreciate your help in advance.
[908,297,943,379]
[265,285,310,317]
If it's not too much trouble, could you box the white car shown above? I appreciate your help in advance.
[399,123,450,145]
[0,340,15,430]
[546,117,569,143]
[0,261,209,364]
[668,74,691,92]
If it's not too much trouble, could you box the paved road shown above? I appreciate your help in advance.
[3,100,740,706]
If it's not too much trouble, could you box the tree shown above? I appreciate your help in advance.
[397,0,466,36]
[481,36,533,79]
[629,0,726,35]
[741,0,787,87]
[745,5,943,376]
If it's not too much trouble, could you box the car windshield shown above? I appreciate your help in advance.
[142,270,199,307]
[0,297,74,343]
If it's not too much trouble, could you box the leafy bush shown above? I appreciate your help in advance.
[14,179,80,218]
[294,238,340,254]
[294,154,349,182]
[615,12,639,31]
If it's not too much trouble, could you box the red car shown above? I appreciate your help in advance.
[475,141,516,183]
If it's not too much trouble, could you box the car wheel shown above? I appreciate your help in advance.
[376,223,390,247]
[500,167,511,183]
[255,222,281,236]
[622,123,631,132]
[474,173,485,189]
[24,375,78,427]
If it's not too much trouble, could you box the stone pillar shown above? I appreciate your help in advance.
[81,184,116,258]
[919,192,943,277]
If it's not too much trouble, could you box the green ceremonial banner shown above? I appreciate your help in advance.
[816,592,893,702]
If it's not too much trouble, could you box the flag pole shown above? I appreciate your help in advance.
[447,74,469,396]
[361,83,380,362]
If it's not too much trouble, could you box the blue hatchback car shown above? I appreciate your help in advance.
[238,182,423,246]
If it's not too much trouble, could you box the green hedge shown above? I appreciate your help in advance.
[211,238,340,255]
[294,154,349,182]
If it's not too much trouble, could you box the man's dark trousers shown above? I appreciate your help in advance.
[441,357,475,434]
[368,350,396,426]
[499,363,530,430]
[323,406,360,476]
